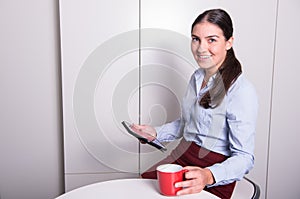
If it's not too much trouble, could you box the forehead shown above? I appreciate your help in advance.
[192,22,224,37]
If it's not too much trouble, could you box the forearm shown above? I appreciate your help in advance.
[155,118,183,142]
[207,153,254,187]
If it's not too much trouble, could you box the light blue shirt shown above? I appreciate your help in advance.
[155,68,258,187]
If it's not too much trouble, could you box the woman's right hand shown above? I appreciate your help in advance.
[130,124,157,142]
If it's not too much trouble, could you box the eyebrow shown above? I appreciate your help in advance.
[191,34,220,39]
[206,35,220,38]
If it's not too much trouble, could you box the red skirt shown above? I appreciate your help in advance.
[141,139,236,199]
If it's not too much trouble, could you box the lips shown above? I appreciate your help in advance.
[197,54,212,60]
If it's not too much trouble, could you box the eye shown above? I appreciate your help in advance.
[192,37,199,42]
[208,38,217,43]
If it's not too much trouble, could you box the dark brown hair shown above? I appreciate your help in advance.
[192,9,242,109]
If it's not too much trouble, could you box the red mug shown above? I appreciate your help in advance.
[156,164,187,196]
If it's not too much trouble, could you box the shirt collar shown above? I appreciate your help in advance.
[194,69,217,91]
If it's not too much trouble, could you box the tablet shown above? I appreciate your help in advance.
[121,121,167,152]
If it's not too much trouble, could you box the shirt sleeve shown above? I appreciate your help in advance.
[207,78,258,187]
[155,118,184,142]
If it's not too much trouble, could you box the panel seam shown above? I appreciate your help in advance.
[265,0,280,198]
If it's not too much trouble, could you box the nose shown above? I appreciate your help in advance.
[197,41,208,53]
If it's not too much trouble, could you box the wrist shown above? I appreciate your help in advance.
[204,168,215,185]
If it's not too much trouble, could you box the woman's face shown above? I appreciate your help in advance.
[191,21,233,77]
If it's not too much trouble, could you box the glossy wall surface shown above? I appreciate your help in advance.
[267,0,300,198]
[0,1,63,199]
[59,0,140,191]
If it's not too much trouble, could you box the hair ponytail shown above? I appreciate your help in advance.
[199,48,242,108]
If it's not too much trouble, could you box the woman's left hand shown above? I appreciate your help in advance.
[175,166,215,196]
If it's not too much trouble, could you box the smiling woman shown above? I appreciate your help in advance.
[190,9,241,109]
[132,8,258,199]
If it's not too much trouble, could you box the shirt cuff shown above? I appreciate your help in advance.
[206,164,226,187]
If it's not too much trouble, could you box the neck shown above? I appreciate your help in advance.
[204,72,213,82]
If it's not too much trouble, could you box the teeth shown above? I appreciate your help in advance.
[198,55,211,59]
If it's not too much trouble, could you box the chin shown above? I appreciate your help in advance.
[198,63,214,69]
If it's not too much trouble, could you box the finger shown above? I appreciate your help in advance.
[141,127,153,134]
[175,179,204,196]
[131,125,147,133]
[176,186,203,196]
[175,179,194,188]
[182,166,199,171]
[184,170,200,180]
[133,125,155,137]
[131,124,143,129]
[176,187,194,196]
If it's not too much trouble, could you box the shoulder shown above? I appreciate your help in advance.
[228,74,257,98]
[226,74,258,108]
[225,74,258,120]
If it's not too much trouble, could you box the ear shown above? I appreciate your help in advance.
[225,37,234,50]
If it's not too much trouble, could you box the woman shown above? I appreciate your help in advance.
[132,8,258,199]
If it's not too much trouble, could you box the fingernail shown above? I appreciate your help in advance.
[174,183,179,188]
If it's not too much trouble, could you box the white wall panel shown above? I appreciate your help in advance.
[140,1,277,198]
[59,0,140,191]
[267,0,300,198]
[0,0,63,198]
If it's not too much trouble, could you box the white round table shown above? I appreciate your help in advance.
[55,179,220,199]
